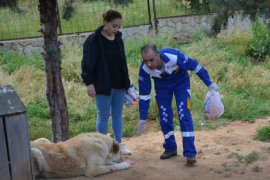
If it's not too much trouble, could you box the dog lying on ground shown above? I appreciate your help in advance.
[31,132,132,178]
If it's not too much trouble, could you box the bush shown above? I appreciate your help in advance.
[244,151,260,163]
[246,18,270,63]
[255,125,270,142]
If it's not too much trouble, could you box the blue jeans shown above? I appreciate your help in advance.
[95,89,125,143]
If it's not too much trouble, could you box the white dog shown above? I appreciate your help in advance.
[31,132,132,178]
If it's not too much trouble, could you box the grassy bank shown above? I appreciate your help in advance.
[0,28,269,140]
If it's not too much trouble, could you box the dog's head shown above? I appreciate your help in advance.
[111,140,123,163]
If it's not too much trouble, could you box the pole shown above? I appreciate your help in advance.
[152,0,158,33]
[147,0,153,29]
[56,0,62,35]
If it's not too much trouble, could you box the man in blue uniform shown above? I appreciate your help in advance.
[137,44,219,165]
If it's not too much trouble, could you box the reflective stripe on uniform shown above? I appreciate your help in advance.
[164,131,174,139]
[139,95,151,101]
[193,63,202,73]
[182,131,194,137]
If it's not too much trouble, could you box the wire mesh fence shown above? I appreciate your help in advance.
[0,0,152,40]
[57,0,151,35]
[0,0,40,40]
[0,0,269,40]
[154,0,209,18]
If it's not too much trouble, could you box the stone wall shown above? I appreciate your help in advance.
[157,13,216,41]
[0,13,251,54]
[0,24,152,54]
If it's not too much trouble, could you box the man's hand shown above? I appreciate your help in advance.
[87,84,96,98]
[208,83,219,92]
[137,120,147,134]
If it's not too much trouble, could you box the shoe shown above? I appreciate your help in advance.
[119,143,131,155]
[160,151,177,159]
[186,156,196,165]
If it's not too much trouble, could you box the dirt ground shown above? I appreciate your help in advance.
[38,117,270,180]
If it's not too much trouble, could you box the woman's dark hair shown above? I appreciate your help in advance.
[103,10,122,22]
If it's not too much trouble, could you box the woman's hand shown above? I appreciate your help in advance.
[87,84,96,98]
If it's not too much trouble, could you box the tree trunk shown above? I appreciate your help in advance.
[38,0,69,142]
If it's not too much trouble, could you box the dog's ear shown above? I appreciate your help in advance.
[112,140,119,153]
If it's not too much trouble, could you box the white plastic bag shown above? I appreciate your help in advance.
[124,84,139,109]
[204,90,224,120]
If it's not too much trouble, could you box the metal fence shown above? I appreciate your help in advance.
[0,0,207,40]
[0,0,269,41]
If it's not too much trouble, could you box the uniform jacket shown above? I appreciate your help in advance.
[138,48,213,120]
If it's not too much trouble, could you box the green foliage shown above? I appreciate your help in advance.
[211,10,229,35]
[1,28,270,139]
[0,0,212,40]
[69,120,96,137]
[255,125,270,142]
[61,43,82,83]
[122,121,137,137]
[227,152,244,162]
[0,0,18,9]
[27,96,49,119]
[244,151,260,163]
[62,2,75,20]
[207,0,270,34]
[28,118,51,140]
[228,151,260,164]
[251,166,262,172]
[181,0,209,13]
[0,51,44,74]
[246,18,270,63]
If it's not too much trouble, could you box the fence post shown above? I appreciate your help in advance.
[147,0,153,29]
[152,0,158,33]
[56,0,63,35]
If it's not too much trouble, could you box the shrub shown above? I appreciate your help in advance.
[246,18,270,63]
[244,151,260,163]
[255,125,270,142]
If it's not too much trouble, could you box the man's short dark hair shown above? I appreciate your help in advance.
[141,44,158,55]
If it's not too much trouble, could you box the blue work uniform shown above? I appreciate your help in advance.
[138,48,213,157]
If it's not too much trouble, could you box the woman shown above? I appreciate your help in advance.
[81,10,131,155]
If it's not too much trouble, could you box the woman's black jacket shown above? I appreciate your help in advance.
[81,26,130,95]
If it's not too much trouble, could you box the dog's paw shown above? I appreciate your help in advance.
[125,160,134,165]
[118,161,132,169]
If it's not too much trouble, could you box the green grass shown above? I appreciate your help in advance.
[251,165,263,172]
[27,96,49,119]
[0,51,44,74]
[244,151,260,164]
[0,27,269,140]
[0,0,195,40]
[227,151,260,164]
[255,125,270,142]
